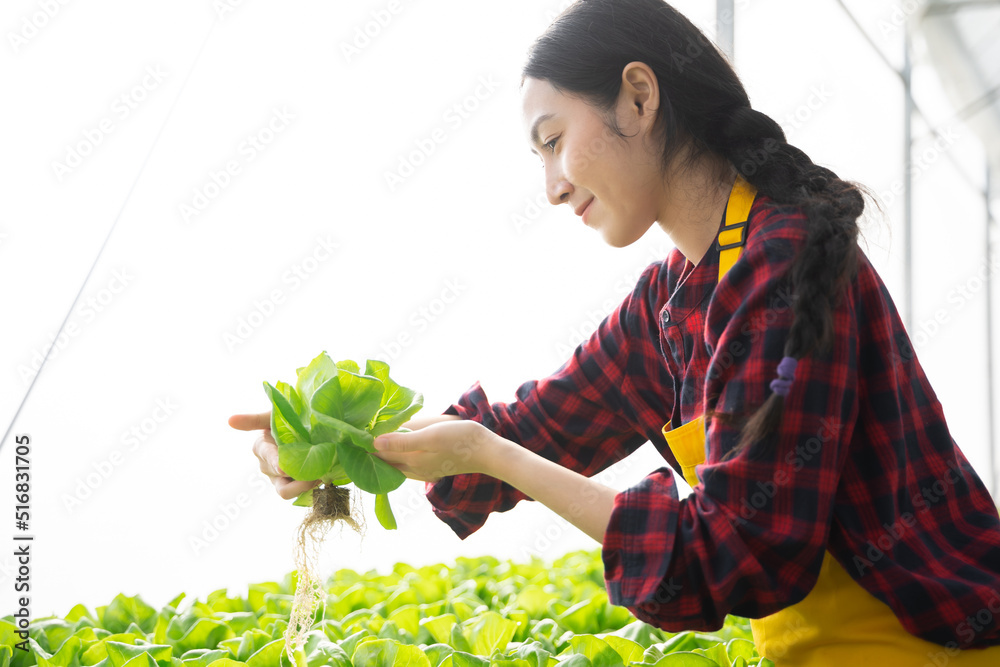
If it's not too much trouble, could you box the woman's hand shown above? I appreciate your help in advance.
[373,419,500,483]
[228,411,320,500]
[230,409,470,498]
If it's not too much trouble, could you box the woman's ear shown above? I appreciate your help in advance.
[620,61,660,121]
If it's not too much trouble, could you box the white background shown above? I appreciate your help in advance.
[1,0,997,619]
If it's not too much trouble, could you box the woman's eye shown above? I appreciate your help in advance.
[544,137,559,152]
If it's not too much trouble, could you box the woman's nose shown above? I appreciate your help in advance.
[545,167,572,207]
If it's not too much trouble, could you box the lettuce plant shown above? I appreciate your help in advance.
[261,352,424,663]
[262,351,423,531]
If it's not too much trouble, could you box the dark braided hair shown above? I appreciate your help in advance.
[520,0,884,460]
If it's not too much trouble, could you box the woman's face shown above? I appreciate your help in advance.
[520,68,666,248]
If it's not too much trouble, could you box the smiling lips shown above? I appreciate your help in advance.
[575,197,595,222]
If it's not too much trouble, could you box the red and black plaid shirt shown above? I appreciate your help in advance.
[424,193,1000,649]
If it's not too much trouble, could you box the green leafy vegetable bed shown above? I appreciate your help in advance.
[3,548,771,667]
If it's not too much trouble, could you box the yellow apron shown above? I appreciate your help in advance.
[661,174,1000,665]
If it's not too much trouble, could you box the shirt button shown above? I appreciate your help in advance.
[661,310,671,325]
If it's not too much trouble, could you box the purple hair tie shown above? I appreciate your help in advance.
[769,356,798,397]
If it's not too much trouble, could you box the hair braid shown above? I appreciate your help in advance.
[703,105,869,459]
[519,0,885,461]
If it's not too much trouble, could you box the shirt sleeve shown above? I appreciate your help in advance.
[602,231,860,630]
[425,263,666,540]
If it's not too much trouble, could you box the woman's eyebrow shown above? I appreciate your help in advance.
[528,113,556,154]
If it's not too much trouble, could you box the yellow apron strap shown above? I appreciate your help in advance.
[661,175,756,486]
[717,174,757,283]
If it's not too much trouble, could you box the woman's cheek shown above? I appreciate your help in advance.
[566,148,592,176]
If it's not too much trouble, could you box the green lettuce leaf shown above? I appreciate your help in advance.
[365,361,423,437]
[262,383,309,446]
[374,494,397,530]
[276,441,337,482]
[337,441,405,495]
[295,353,340,417]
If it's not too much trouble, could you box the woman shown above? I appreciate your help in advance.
[231,0,1000,662]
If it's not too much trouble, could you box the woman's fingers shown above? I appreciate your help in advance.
[252,431,321,495]
[374,430,422,453]
[229,411,270,431]
[273,477,321,501]
[252,434,284,477]
[237,409,321,500]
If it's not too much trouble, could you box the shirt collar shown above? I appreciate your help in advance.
[660,210,727,329]
[660,190,771,328]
